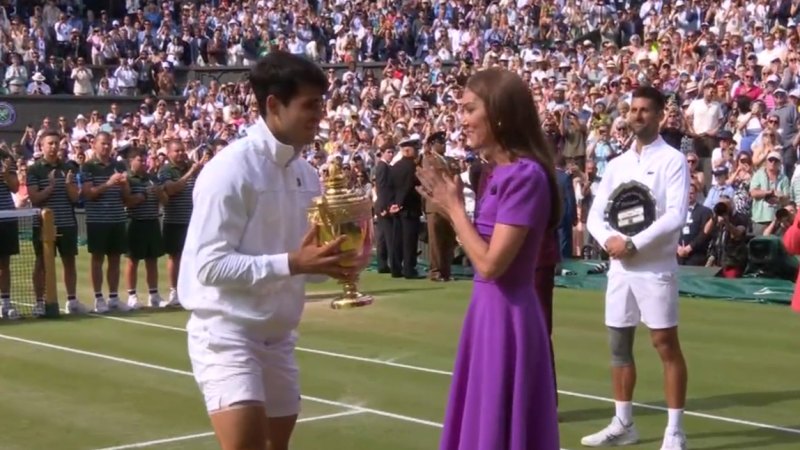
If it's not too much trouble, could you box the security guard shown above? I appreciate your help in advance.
[389,135,423,279]
[421,131,458,281]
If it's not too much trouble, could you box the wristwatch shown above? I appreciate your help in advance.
[625,238,637,255]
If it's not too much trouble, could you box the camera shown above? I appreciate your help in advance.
[713,202,729,216]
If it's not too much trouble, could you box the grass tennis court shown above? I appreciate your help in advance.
[1,256,800,449]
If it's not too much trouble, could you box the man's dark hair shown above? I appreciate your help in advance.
[632,86,666,112]
[95,130,113,140]
[39,130,62,141]
[127,148,147,160]
[210,139,227,149]
[249,52,328,117]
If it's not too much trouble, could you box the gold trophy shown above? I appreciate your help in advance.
[307,161,375,309]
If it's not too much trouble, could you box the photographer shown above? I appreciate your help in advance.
[763,201,796,237]
[705,196,749,278]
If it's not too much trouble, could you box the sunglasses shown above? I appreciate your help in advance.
[768,157,781,163]
[687,159,697,163]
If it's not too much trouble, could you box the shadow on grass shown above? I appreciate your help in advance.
[687,424,800,449]
[561,391,800,448]
[0,305,188,327]
[305,285,447,303]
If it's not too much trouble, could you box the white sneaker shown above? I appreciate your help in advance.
[66,299,89,315]
[660,428,687,450]
[1,303,19,320]
[93,297,109,314]
[148,293,163,308]
[127,294,142,310]
[108,297,132,312]
[32,302,46,317]
[163,289,181,308]
[581,416,639,447]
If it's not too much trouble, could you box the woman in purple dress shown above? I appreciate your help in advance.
[417,68,562,450]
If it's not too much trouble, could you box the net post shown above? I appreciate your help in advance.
[40,208,60,319]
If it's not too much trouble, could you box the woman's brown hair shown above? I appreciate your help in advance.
[465,68,563,231]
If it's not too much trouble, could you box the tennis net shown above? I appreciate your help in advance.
[0,208,59,320]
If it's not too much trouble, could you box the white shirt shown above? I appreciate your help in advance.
[686,98,723,135]
[178,118,324,343]
[586,136,690,275]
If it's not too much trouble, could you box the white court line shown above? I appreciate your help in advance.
[0,332,572,450]
[92,410,365,450]
[0,332,441,429]
[95,314,800,436]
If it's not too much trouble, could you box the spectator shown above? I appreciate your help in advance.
[10,0,800,283]
[26,72,51,95]
[750,151,791,235]
[70,57,93,95]
[5,53,27,94]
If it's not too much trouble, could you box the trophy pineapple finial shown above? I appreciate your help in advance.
[324,161,347,191]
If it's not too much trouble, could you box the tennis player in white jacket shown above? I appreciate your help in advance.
[179,52,358,450]
[584,86,690,450]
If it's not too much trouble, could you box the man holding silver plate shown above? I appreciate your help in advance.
[583,87,691,450]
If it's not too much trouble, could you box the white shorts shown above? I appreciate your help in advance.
[605,271,679,330]
[187,325,301,418]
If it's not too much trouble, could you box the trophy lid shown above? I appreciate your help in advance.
[319,161,371,207]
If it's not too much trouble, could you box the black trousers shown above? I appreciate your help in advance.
[375,215,393,272]
[391,213,420,278]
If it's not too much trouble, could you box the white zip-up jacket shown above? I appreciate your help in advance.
[587,136,690,275]
[179,117,324,342]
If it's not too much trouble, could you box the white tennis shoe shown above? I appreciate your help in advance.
[581,416,640,447]
[660,428,687,450]
[65,299,89,315]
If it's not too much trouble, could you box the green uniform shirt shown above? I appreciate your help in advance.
[81,158,128,224]
[127,172,162,221]
[158,162,195,225]
[0,150,17,219]
[26,159,77,228]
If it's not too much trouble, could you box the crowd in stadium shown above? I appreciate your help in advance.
[2,0,800,319]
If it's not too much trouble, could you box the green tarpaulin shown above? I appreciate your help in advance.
[554,260,794,305]
[368,258,795,305]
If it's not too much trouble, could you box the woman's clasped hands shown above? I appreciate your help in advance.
[415,166,465,218]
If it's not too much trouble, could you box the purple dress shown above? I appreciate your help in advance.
[440,158,560,450]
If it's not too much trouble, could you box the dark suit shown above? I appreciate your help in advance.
[421,152,458,280]
[389,157,422,278]
[556,168,577,258]
[679,202,714,266]
[373,160,394,273]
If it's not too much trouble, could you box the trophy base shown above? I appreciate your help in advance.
[330,293,374,310]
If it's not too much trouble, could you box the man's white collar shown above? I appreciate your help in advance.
[248,117,298,168]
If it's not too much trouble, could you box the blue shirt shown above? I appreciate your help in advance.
[703,184,735,209]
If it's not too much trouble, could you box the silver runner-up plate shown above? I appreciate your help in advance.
[603,180,657,237]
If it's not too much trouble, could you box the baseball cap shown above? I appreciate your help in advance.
[712,166,729,176]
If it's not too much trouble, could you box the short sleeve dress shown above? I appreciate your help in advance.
[440,158,560,450]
